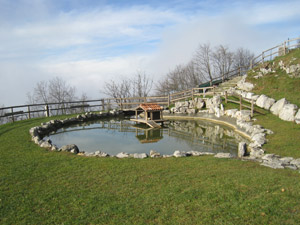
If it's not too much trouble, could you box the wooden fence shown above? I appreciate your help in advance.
[1,37,299,124]
[252,37,300,67]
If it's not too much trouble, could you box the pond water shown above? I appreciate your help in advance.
[48,118,248,156]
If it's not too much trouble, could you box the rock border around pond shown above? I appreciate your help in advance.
[29,105,300,172]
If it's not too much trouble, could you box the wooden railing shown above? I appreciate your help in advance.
[252,37,300,67]
[1,37,299,124]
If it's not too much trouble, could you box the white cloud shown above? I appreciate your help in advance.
[0,0,299,106]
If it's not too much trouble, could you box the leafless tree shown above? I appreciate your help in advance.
[212,45,234,80]
[103,71,153,101]
[233,47,254,71]
[132,71,153,98]
[193,43,215,85]
[27,77,77,115]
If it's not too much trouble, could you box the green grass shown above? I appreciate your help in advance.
[240,48,300,158]
[1,117,300,224]
[247,48,300,106]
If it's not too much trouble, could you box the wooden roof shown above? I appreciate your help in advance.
[136,103,163,111]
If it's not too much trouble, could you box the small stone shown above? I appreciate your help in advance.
[214,153,233,159]
[133,153,148,159]
[150,150,161,158]
[116,152,129,158]
[60,144,79,154]
[173,150,189,157]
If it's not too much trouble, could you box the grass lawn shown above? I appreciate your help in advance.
[1,116,300,224]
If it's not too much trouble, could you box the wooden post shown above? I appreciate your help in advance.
[250,60,253,69]
[101,99,105,112]
[239,96,242,111]
[120,98,123,110]
[192,88,194,101]
[168,94,170,107]
[46,104,50,117]
[108,99,111,111]
[28,105,31,119]
[251,100,254,117]
[283,41,287,55]
[262,52,264,63]
[203,88,206,98]
[225,91,228,104]
[11,107,14,122]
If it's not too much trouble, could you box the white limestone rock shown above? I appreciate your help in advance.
[225,109,238,118]
[235,110,252,122]
[256,95,276,110]
[238,142,247,158]
[173,150,189,157]
[214,153,234,159]
[150,150,161,158]
[295,109,300,124]
[279,104,298,121]
[133,153,148,159]
[116,152,129,158]
[60,144,79,154]
[270,98,288,116]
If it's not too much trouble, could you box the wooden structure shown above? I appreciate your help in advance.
[130,103,165,128]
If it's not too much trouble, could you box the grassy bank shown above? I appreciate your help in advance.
[1,116,300,224]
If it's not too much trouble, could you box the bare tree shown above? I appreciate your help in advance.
[193,43,215,85]
[27,77,77,115]
[103,71,153,101]
[132,71,153,97]
[212,45,234,81]
[233,47,254,71]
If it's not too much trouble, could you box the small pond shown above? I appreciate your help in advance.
[47,118,248,156]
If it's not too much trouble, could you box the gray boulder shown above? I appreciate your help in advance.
[186,109,196,114]
[214,153,233,159]
[238,142,247,158]
[173,150,190,157]
[270,98,288,116]
[295,109,300,124]
[60,144,79,154]
[150,150,161,158]
[256,95,276,110]
[94,151,110,157]
[279,104,298,121]
[116,152,129,158]
[225,109,238,118]
[235,110,251,122]
[133,153,148,159]
[290,158,300,168]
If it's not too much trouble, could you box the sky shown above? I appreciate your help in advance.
[0,0,299,106]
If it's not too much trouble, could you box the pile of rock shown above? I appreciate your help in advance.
[170,96,227,118]
[231,78,300,124]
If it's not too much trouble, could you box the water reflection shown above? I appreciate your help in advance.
[48,118,248,156]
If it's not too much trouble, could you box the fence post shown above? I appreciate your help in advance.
[225,91,228,104]
[45,104,50,117]
[239,96,242,111]
[120,98,123,110]
[283,41,287,55]
[262,52,264,63]
[28,105,31,119]
[251,100,254,117]
[192,88,194,101]
[11,107,14,122]
[250,60,253,69]
[168,94,170,107]
[101,99,105,112]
